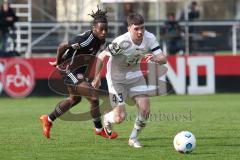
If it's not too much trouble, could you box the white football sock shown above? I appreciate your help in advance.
[130,114,147,139]
[95,128,103,132]
[104,111,115,124]
[48,116,53,122]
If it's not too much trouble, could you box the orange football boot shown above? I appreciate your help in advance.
[40,115,52,139]
[94,128,118,139]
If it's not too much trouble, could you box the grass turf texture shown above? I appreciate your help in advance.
[0,94,239,160]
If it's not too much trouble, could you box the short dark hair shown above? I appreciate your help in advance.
[127,13,144,26]
[89,6,108,25]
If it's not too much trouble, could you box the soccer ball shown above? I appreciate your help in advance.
[173,131,196,154]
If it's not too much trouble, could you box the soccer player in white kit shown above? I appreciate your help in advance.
[92,13,167,148]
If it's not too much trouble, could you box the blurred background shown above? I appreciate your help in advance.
[1,0,239,56]
[0,0,240,97]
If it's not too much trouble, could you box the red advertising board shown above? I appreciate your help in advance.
[0,55,240,97]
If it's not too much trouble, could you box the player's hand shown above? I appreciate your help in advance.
[91,78,101,89]
[155,54,167,65]
[49,61,58,67]
[145,54,154,62]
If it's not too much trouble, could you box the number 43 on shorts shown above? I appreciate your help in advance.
[112,93,123,103]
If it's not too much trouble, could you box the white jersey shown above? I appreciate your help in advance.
[106,30,162,84]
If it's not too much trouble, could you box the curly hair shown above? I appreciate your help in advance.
[89,6,108,25]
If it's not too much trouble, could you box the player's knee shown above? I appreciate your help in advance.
[90,99,99,108]
[68,97,81,106]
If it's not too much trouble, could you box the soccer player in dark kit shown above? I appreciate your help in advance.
[40,8,118,139]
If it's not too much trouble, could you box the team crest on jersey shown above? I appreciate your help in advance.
[77,73,84,79]
[119,40,131,50]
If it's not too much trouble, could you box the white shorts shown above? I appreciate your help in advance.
[107,76,154,107]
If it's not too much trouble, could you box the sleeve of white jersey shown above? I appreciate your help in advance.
[149,35,162,55]
[104,48,112,56]
[102,37,119,57]
[105,36,123,56]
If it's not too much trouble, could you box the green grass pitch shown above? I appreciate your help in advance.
[0,94,240,160]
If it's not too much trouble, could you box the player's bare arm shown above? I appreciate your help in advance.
[91,50,109,88]
[153,53,167,65]
[49,42,71,67]
[145,52,167,65]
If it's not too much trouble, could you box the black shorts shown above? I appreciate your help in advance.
[58,60,89,85]
[64,72,87,85]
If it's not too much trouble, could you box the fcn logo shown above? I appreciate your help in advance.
[2,59,35,98]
